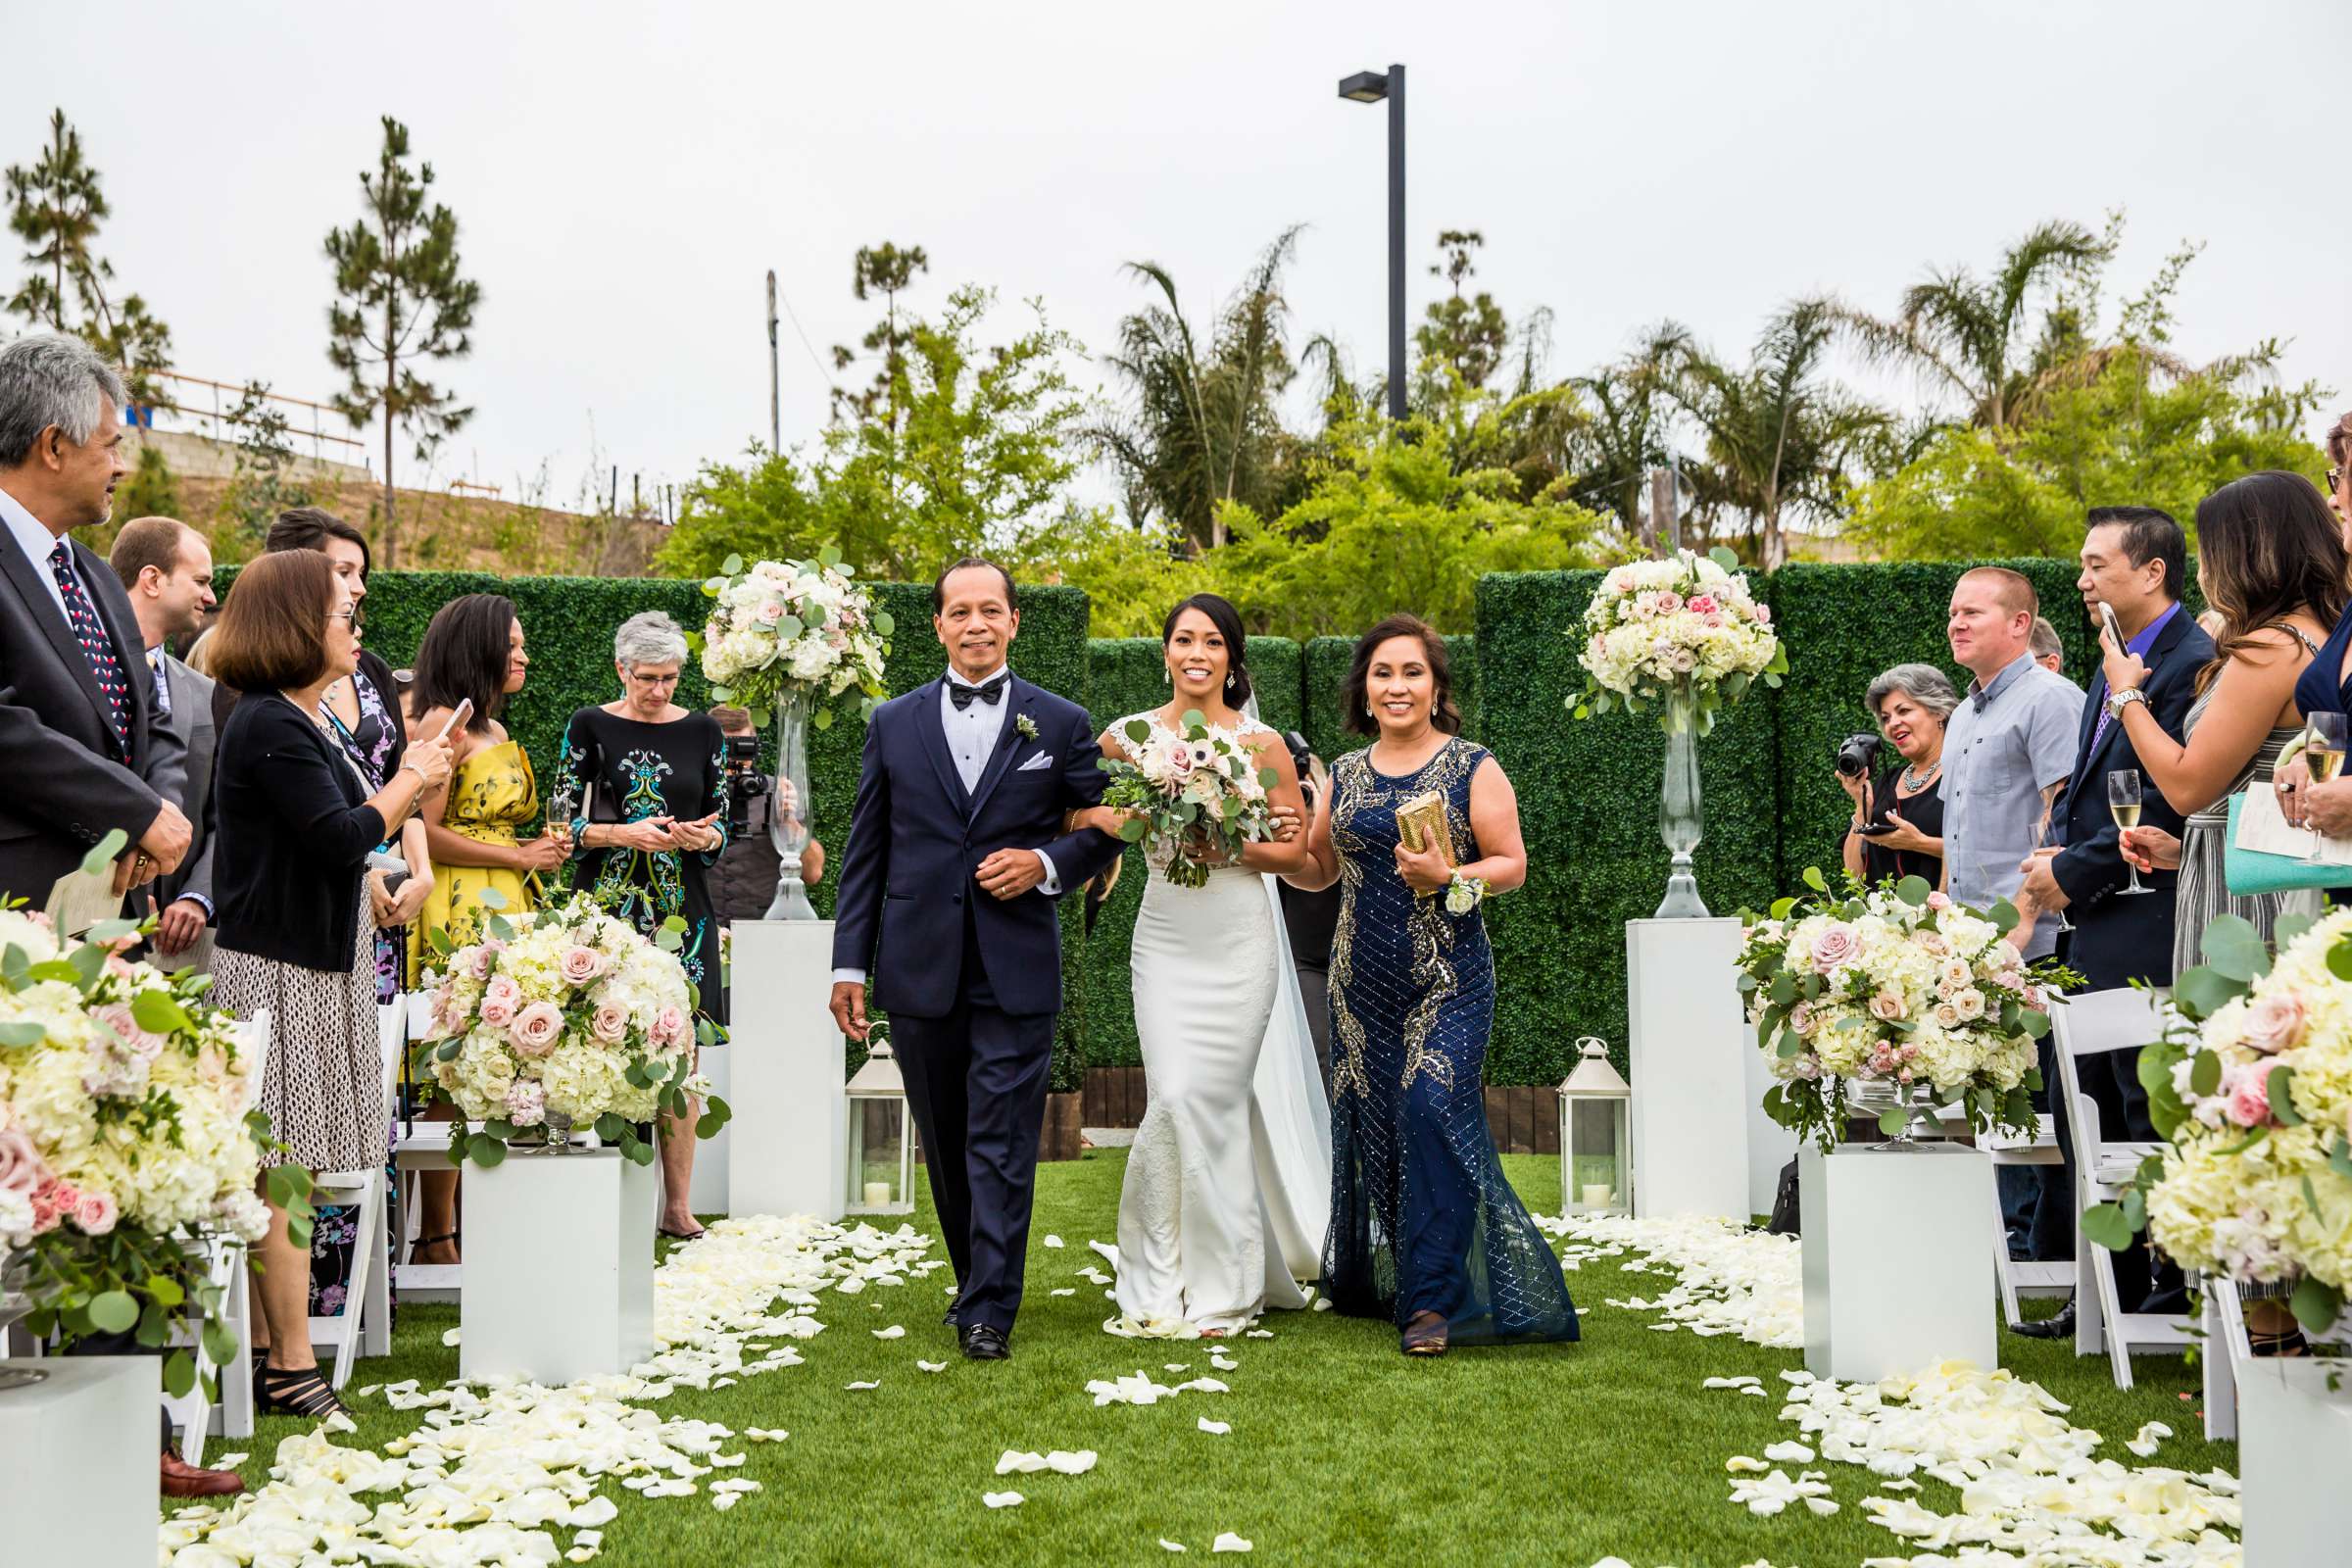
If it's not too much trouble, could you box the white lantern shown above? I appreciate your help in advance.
[845,1034,915,1216]
[1558,1036,1631,1217]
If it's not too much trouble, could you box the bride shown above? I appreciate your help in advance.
[1070,594,1332,1336]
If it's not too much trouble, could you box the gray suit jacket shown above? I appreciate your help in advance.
[0,525,171,902]
[151,652,217,912]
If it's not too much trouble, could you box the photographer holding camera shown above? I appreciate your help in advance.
[706,705,825,923]
[1837,663,1957,888]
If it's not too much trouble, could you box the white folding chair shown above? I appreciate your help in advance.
[2050,987,2192,1389]
[1984,1112,2071,1328]
[166,1010,270,1462]
[302,1004,404,1391]
[392,992,467,1304]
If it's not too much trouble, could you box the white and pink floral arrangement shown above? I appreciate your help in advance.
[696,549,891,723]
[1740,868,2072,1152]
[1103,710,1278,890]
[2085,908,2352,1333]
[1571,548,1785,734]
[0,900,284,1392]
[419,893,725,1167]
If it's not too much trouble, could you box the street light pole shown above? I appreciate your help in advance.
[1339,64,1407,422]
[765,269,782,453]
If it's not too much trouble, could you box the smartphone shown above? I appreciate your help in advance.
[2096,600,2122,648]
[1855,820,1898,837]
[433,698,474,742]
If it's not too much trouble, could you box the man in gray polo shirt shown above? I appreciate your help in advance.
[1938,567,2085,956]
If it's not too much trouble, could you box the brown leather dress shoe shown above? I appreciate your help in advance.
[159,1449,246,1498]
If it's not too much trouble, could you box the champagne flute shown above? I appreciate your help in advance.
[2304,712,2347,862]
[2109,771,2150,896]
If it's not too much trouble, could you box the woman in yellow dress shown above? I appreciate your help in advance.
[403,594,568,1263]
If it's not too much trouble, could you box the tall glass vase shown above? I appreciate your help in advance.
[1655,692,1709,918]
[764,690,818,920]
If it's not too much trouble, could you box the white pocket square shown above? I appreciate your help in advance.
[1017,752,1054,772]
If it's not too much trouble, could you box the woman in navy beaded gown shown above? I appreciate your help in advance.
[1287,615,1579,1356]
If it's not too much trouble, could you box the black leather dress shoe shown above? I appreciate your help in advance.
[943,1297,963,1328]
[960,1324,1009,1361]
[2010,1299,2077,1340]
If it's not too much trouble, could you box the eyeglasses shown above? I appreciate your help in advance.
[626,670,681,687]
[328,610,358,623]
[2330,465,2343,494]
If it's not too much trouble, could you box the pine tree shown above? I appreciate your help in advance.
[5,108,173,399]
[324,116,480,568]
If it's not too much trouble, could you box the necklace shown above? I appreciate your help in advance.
[1900,760,1940,793]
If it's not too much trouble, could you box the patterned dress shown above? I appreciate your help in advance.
[406,738,543,978]
[1321,737,1579,1348]
[558,708,731,1025]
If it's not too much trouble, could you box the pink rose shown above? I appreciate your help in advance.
[504,1078,547,1128]
[590,1002,631,1044]
[1925,891,1951,910]
[467,946,497,981]
[94,1003,167,1062]
[509,1001,565,1057]
[1689,594,1719,615]
[2223,1063,2273,1128]
[1164,740,1194,776]
[1788,1001,1815,1034]
[1868,988,1907,1022]
[1655,591,1683,613]
[1753,603,1772,625]
[73,1188,117,1236]
[559,945,606,986]
[27,1183,61,1236]
[652,1004,690,1050]
[0,1124,50,1197]
[479,975,521,1028]
[1810,922,1860,973]
[754,599,785,623]
[2242,993,2307,1055]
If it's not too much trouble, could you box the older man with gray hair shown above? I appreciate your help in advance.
[0,332,192,909]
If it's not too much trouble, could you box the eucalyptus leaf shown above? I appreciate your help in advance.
[2289,1275,2343,1337]
[87,1290,137,1334]
[1894,875,1932,907]
[164,1348,197,1398]
[1801,865,1828,894]
[468,1134,508,1168]
[0,1020,45,1047]
[1876,1107,1907,1137]
[2189,1049,2223,1098]
[2200,914,2268,982]
[78,827,128,877]
[2080,1202,2135,1251]
[2268,1064,2303,1126]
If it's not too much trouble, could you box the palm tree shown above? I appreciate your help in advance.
[1665,300,1893,568]
[1085,227,1305,550]
[1563,325,1689,531]
[1834,219,2110,429]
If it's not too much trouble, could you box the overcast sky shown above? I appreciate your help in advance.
[18,0,2348,515]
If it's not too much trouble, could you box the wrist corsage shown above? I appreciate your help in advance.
[1444,872,1489,915]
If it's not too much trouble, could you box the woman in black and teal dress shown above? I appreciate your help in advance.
[1286,614,1578,1356]
[558,611,729,1239]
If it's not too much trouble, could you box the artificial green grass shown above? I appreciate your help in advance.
[223,1153,2234,1567]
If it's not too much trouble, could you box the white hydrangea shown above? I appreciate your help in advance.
[1577,549,1781,728]
[698,555,888,715]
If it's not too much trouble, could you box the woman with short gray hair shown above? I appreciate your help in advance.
[556,609,728,1238]
[1838,662,1957,886]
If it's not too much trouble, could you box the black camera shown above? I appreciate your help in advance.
[1285,730,1315,808]
[1836,732,1884,779]
[721,732,767,842]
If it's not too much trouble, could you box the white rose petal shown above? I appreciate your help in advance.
[984,1491,1024,1509]
[1198,1418,1231,1436]
[846,1380,880,1392]
[873,1325,906,1340]
[1051,1289,1077,1297]
[998,1450,1049,1475]
[1047,1449,1098,1475]
[1043,1235,1064,1249]
[1160,1542,1188,1553]
[917,1360,948,1373]
[1211,1534,1253,1553]
[440,1327,462,1347]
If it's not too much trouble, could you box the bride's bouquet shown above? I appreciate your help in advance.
[2081,909,2352,1333]
[1104,710,1278,890]
[418,893,725,1166]
[1740,868,2069,1152]
[696,549,892,722]
[0,900,283,1392]
[1572,547,1784,734]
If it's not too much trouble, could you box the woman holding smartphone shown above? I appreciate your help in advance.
[557,612,729,1240]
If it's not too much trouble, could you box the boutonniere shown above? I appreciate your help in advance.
[1014,713,1039,741]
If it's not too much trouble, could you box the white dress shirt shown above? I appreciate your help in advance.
[0,484,78,623]
[832,663,1058,989]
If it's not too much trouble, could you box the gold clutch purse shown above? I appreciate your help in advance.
[1396,790,1456,867]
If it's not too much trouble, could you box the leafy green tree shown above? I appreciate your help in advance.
[325,116,481,568]
[661,285,1088,586]
[114,441,181,524]
[1084,227,1307,550]
[1834,218,2111,430]
[1663,300,1892,567]
[1562,327,1688,531]
[1415,229,1508,391]
[214,382,313,554]
[5,108,172,398]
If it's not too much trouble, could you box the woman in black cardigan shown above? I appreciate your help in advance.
[207,551,452,1420]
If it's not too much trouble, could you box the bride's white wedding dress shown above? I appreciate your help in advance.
[1111,710,1333,1335]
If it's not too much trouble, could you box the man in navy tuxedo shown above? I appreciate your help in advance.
[828,559,1121,1360]
[2015,506,2209,1333]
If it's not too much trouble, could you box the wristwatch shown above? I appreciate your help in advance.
[2106,688,2149,719]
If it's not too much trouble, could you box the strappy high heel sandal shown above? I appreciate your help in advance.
[408,1231,460,1265]
[255,1363,350,1421]
[1401,1310,1449,1357]
[2249,1325,2309,1357]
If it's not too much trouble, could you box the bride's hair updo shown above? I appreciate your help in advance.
[1162,593,1251,707]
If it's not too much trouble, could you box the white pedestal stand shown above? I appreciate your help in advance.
[462,1147,657,1385]
[2239,1357,2352,1564]
[0,1355,158,1564]
[727,919,846,1221]
[1799,1145,1996,1382]
[688,1038,730,1216]
[1626,918,1750,1219]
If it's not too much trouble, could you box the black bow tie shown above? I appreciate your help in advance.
[949,673,1008,710]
